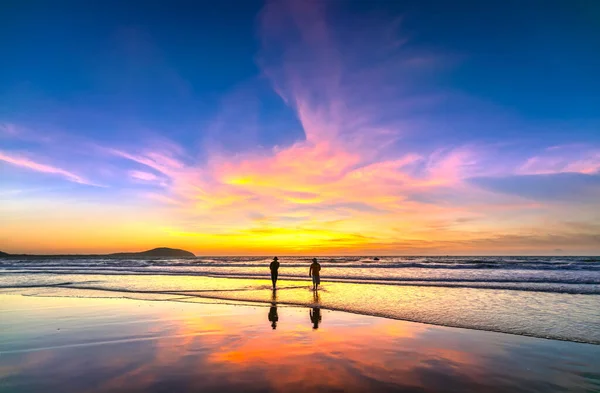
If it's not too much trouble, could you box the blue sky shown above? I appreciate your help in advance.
[1,0,599,254]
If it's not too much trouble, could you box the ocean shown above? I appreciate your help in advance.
[1,256,599,344]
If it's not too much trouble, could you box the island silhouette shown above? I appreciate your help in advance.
[0,247,195,259]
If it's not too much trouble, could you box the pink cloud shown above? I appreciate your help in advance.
[0,150,95,186]
[129,170,159,182]
[107,148,184,177]
[258,0,425,157]
[101,2,487,239]
[519,146,600,175]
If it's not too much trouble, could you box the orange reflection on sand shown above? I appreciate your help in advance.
[206,319,480,389]
[0,295,496,393]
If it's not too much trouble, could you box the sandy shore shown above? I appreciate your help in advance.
[1,294,599,392]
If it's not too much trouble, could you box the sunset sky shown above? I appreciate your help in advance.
[1,0,599,255]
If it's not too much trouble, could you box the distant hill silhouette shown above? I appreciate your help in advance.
[0,247,195,259]
[108,247,195,258]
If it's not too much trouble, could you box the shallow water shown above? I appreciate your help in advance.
[1,256,599,344]
[3,256,600,293]
[1,294,599,393]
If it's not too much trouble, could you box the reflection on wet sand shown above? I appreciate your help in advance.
[268,289,278,329]
[310,290,321,329]
[1,294,599,393]
[6,273,599,343]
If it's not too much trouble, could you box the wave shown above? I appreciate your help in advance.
[2,266,600,283]
[2,260,600,270]
[1,270,599,294]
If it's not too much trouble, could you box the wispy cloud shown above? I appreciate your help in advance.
[85,1,598,253]
[519,145,600,175]
[129,170,160,182]
[0,151,97,186]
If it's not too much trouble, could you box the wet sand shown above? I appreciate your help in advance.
[1,294,599,392]
[4,274,599,344]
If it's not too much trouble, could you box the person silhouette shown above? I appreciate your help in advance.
[270,257,280,289]
[309,258,321,291]
[268,289,278,329]
[310,290,321,329]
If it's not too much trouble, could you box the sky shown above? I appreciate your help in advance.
[1,0,599,255]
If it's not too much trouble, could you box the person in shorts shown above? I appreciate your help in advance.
[309,258,321,290]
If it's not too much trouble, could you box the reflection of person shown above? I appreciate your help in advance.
[310,308,321,329]
[270,257,280,289]
[309,258,321,290]
[268,305,279,329]
[310,290,321,329]
[268,289,278,329]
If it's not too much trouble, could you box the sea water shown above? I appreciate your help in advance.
[1,256,599,344]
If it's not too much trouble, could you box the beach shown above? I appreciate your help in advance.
[2,0,599,390]
[2,256,600,392]
[1,293,599,392]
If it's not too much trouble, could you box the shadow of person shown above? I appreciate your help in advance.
[310,290,322,329]
[268,289,278,330]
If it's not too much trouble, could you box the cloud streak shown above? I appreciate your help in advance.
[519,145,600,175]
[0,151,97,186]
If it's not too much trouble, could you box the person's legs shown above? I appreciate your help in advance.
[271,272,278,288]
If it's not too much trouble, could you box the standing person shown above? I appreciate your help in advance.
[270,257,280,289]
[309,258,321,290]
